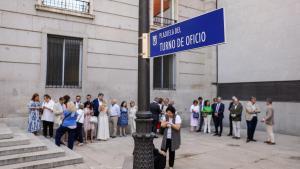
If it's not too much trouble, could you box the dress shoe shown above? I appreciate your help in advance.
[264,141,271,144]
[227,134,232,136]
[246,139,251,143]
[251,139,257,142]
[213,133,219,136]
[268,142,276,145]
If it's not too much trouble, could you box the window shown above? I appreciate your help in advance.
[46,35,82,88]
[41,0,90,13]
[153,55,176,90]
[152,0,177,27]
[36,0,94,18]
[152,0,177,90]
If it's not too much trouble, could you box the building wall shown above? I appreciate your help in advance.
[218,0,300,136]
[0,0,216,128]
[151,0,217,126]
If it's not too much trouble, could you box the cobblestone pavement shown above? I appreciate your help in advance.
[56,127,300,169]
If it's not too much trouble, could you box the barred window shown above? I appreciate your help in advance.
[153,55,176,90]
[41,0,90,13]
[152,0,177,27]
[46,35,82,88]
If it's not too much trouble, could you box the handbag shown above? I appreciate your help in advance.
[90,116,98,124]
[60,112,72,127]
[193,112,199,119]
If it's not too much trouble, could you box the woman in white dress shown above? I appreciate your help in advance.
[97,102,110,140]
[190,100,200,132]
[128,101,137,133]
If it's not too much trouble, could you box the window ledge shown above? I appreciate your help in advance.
[35,4,95,19]
[46,86,82,89]
[153,88,176,91]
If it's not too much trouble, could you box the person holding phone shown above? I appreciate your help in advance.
[160,106,181,169]
[41,94,55,138]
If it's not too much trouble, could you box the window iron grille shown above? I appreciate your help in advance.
[42,0,90,13]
[46,35,82,88]
[153,16,177,27]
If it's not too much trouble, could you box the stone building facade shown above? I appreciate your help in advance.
[0,0,217,128]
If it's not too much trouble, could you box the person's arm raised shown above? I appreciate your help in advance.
[171,123,181,131]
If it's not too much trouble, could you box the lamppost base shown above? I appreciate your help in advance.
[132,111,155,169]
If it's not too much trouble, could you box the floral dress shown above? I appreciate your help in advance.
[27,101,41,133]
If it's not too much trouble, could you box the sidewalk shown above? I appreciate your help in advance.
[56,127,300,169]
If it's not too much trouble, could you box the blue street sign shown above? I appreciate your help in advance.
[150,8,225,58]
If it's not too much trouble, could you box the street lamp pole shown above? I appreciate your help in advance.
[133,0,154,168]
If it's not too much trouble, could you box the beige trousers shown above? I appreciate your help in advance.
[110,116,118,137]
[266,124,275,143]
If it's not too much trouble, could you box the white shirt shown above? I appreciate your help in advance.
[199,100,204,111]
[109,104,121,117]
[129,106,137,118]
[75,101,81,110]
[162,115,182,139]
[190,105,200,113]
[41,100,55,122]
[98,99,103,106]
[216,103,221,113]
[53,102,63,125]
[76,109,84,124]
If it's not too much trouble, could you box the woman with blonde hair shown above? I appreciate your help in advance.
[97,101,110,140]
[128,101,137,133]
[55,102,78,150]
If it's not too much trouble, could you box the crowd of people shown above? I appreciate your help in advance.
[27,93,138,149]
[189,96,275,144]
[27,93,275,169]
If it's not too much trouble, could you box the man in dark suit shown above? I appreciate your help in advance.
[196,97,204,132]
[92,93,104,117]
[213,97,225,136]
[150,97,162,137]
[211,98,218,134]
[84,94,93,108]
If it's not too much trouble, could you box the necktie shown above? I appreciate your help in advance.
[216,103,220,112]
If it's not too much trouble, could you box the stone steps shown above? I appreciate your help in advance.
[0,133,30,148]
[0,148,65,166]
[0,141,47,156]
[0,123,84,169]
[0,124,13,140]
[0,146,83,169]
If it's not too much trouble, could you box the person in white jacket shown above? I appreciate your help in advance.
[53,97,64,129]
[76,104,85,146]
